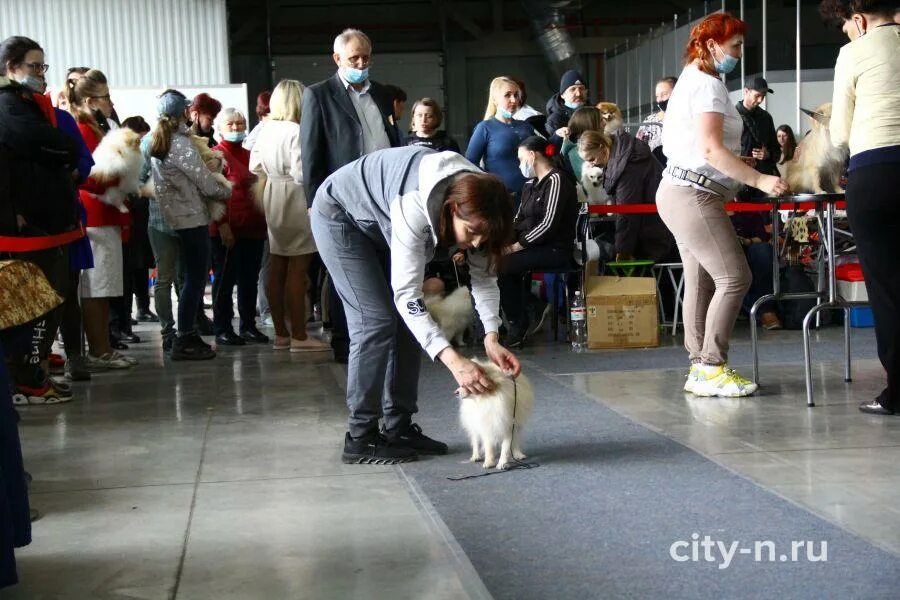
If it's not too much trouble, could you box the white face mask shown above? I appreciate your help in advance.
[519,158,536,179]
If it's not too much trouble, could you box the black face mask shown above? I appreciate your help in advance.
[657,99,669,112]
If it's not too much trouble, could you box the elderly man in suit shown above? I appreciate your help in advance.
[301,28,401,363]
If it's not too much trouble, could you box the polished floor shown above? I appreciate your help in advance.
[6,319,899,598]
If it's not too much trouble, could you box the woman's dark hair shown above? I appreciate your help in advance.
[0,36,42,76]
[438,172,514,271]
[567,107,604,142]
[383,84,407,103]
[519,135,568,173]
[776,124,797,163]
[122,116,151,135]
[256,91,271,120]
[819,0,895,26]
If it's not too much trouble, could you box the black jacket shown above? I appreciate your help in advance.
[604,130,676,261]
[300,74,401,206]
[736,102,780,177]
[0,78,79,241]
[404,132,460,153]
[515,168,578,251]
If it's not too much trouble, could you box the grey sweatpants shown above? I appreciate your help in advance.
[310,207,421,438]
[656,180,751,365]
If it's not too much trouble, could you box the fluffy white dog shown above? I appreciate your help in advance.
[459,359,533,470]
[89,128,144,212]
[425,286,473,346]
[578,165,609,205]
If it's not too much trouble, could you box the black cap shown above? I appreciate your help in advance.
[559,70,586,94]
[747,76,773,94]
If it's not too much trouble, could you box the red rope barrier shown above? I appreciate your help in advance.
[0,228,85,253]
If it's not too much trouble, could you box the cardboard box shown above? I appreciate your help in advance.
[586,276,659,349]
[837,280,868,302]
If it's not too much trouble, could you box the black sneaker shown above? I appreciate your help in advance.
[240,327,270,344]
[504,323,528,349]
[162,331,176,353]
[215,330,246,346]
[384,423,448,455]
[196,314,215,336]
[170,334,216,361]
[341,432,418,465]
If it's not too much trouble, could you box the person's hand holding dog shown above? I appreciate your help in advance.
[484,332,521,378]
[440,347,495,396]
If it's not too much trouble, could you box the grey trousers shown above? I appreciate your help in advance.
[656,180,751,365]
[310,207,421,438]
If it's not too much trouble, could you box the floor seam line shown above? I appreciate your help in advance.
[170,407,214,600]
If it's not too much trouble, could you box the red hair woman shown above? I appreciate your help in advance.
[656,12,789,398]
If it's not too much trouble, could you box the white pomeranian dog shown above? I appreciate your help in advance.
[89,128,144,213]
[459,359,533,470]
[425,286,473,346]
[578,165,609,205]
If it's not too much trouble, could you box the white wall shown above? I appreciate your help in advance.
[0,0,230,87]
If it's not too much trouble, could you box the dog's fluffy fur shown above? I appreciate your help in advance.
[783,103,847,194]
[596,102,624,135]
[425,286,473,346]
[90,128,144,212]
[189,135,230,221]
[578,165,609,205]
[459,359,533,470]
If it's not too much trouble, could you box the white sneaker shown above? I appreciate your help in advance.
[683,364,700,393]
[690,364,758,397]
[110,350,138,366]
[87,353,132,370]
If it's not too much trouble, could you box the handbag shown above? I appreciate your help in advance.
[0,260,63,331]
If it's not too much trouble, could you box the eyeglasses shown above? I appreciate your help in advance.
[90,94,112,101]
[24,62,49,73]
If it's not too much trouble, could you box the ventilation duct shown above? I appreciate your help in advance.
[521,0,581,82]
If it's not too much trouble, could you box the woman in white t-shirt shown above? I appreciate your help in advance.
[657,12,789,398]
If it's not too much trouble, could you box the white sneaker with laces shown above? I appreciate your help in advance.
[683,364,700,393]
[690,364,758,397]
[88,353,132,370]
[110,350,138,366]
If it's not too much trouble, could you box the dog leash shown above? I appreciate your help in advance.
[447,376,540,481]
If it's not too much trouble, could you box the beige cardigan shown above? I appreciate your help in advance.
[830,24,900,157]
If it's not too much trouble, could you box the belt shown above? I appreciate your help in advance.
[665,166,730,197]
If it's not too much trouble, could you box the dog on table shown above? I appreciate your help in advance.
[424,286,473,347]
[578,165,609,205]
[459,359,533,470]
[783,103,847,194]
[89,128,144,212]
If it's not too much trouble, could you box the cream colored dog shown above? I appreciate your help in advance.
[783,103,847,194]
[189,134,230,221]
[459,359,533,470]
[425,286,473,346]
[89,128,144,212]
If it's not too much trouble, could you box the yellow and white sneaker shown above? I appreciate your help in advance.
[690,364,758,397]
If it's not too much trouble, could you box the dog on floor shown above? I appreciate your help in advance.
[89,128,144,212]
[459,359,533,470]
[578,165,609,205]
[783,103,847,194]
[425,286,473,347]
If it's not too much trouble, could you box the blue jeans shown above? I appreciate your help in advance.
[310,208,421,438]
[742,242,776,316]
[148,227,180,335]
[174,226,211,337]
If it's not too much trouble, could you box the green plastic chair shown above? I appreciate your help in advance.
[605,259,655,277]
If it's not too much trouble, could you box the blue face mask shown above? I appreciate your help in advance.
[223,131,246,143]
[343,66,369,85]
[564,101,584,110]
[496,107,515,120]
[712,43,739,74]
[15,74,45,93]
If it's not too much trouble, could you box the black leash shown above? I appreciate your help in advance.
[447,376,540,481]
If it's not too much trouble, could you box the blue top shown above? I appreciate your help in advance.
[465,118,536,195]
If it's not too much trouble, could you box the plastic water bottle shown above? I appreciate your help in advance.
[570,291,587,353]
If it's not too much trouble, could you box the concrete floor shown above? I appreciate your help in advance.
[7,319,899,598]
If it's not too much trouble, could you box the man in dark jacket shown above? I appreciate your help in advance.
[736,76,780,198]
[545,69,588,148]
[300,28,401,363]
